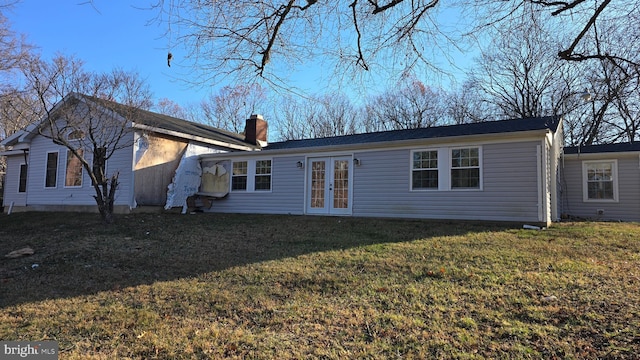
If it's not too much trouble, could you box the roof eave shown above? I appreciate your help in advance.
[201,128,551,159]
[132,123,258,151]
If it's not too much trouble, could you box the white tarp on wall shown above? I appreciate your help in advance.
[164,144,224,213]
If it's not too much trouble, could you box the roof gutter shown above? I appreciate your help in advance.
[132,123,258,151]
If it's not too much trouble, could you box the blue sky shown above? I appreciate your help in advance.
[8,1,477,109]
[10,1,203,106]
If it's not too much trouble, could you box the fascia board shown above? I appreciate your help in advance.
[132,123,257,151]
[200,129,551,159]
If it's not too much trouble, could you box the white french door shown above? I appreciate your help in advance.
[306,156,352,215]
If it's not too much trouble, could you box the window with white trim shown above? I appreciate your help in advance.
[254,160,272,191]
[583,160,618,202]
[231,161,248,191]
[45,151,58,188]
[18,164,27,193]
[65,149,84,187]
[451,147,480,189]
[411,150,438,190]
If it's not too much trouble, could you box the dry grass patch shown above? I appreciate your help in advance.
[1,213,639,359]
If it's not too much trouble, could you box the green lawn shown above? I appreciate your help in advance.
[1,212,639,359]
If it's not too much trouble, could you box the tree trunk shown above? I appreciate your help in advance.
[93,172,119,224]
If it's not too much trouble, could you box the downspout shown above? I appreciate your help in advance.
[23,149,29,208]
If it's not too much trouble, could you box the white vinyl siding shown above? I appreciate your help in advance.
[204,156,304,214]
[205,142,541,222]
[21,132,135,207]
[562,155,639,221]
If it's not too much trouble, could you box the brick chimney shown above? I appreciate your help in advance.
[244,114,268,147]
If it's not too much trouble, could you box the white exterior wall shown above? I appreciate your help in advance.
[3,154,28,207]
[206,139,546,223]
[205,155,306,214]
[20,131,135,208]
[351,141,541,222]
[562,153,640,222]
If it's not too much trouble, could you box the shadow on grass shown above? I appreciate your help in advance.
[0,212,511,307]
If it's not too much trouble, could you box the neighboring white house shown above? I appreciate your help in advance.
[0,94,262,214]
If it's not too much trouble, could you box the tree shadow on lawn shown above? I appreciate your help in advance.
[0,212,511,307]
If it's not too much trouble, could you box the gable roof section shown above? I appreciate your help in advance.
[0,93,258,151]
[564,142,640,154]
[265,115,561,151]
[80,94,258,151]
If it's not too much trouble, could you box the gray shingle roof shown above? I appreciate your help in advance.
[564,142,640,154]
[80,94,256,150]
[265,115,561,151]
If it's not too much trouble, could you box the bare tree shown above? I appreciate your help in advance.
[364,76,446,131]
[473,0,640,76]
[469,10,578,121]
[154,97,188,119]
[273,93,359,140]
[151,0,462,86]
[201,84,267,133]
[22,55,152,223]
[444,81,494,124]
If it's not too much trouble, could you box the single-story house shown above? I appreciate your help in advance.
[2,94,639,224]
[0,93,263,213]
[193,115,565,226]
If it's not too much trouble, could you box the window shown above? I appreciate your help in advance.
[451,147,480,189]
[583,160,618,202]
[412,150,438,190]
[255,160,272,191]
[231,161,248,191]
[18,164,27,193]
[65,149,84,187]
[45,152,58,188]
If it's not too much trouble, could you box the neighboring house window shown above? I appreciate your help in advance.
[18,164,27,193]
[45,152,58,188]
[232,161,248,191]
[254,160,272,191]
[65,149,84,187]
[583,160,618,202]
[412,150,438,190]
[451,147,480,189]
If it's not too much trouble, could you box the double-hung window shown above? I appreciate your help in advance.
[583,160,618,202]
[231,161,248,191]
[451,147,480,189]
[231,159,273,192]
[255,160,272,191]
[18,164,28,193]
[65,149,84,187]
[412,150,438,190]
[45,152,58,188]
